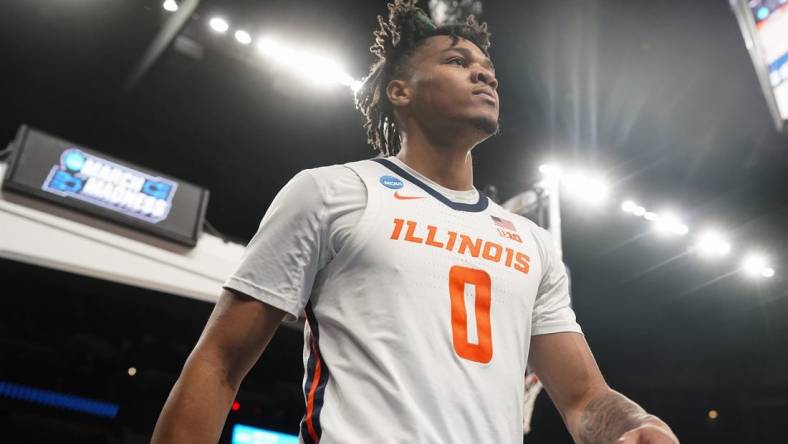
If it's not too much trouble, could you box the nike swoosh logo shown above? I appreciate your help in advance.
[394,190,425,200]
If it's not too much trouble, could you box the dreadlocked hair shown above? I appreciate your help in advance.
[355,0,492,156]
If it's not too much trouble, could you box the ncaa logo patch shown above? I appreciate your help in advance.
[379,175,404,189]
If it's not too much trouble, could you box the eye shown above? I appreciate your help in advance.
[447,57,467,67]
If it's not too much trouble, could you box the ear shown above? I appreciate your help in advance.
[386,79,411,108]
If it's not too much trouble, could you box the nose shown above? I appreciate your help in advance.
[473,66,498,90]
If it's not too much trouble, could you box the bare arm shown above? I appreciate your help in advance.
[151,289,287,444]
[529,332,678,444]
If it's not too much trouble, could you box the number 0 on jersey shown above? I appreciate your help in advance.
[449,265,493,364]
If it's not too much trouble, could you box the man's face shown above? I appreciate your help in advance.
[396,35,499,138]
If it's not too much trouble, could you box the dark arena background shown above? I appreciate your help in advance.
[1,0,787,443]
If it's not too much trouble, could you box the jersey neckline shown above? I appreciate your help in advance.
[372,158,489,213]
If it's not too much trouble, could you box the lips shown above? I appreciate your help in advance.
[473,89,498,104]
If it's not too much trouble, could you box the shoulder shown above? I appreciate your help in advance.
[295,163,364,196]
[287,163,370,222]
[300,163,357,184]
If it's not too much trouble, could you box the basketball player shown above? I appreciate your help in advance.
[152,1,679,443]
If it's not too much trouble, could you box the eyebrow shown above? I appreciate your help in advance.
[441,46,495,72]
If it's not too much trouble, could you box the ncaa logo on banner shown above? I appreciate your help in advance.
[379,175,404,189]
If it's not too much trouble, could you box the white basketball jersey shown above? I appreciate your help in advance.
[297,158,578,444]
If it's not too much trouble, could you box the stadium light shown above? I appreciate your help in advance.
[532,164,776,280]
[209,17,229,33]
[561,171,608,205]
[742,254,766,275]
[621,200,637,213]
[234,30,252,45]
[696,231,731,257]
[622,199,688,235]
[742,253,774,278]
[256,37,288,58]
[162,0,178,12]
[256,36,361,91]
[653,213,689,236]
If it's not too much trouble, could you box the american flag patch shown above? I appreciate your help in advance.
[491,215,517,232]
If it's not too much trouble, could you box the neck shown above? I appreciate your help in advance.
[394,120,477,191]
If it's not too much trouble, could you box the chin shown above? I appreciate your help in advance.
[469,115,500,138]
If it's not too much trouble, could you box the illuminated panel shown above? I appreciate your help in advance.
[752,2,788,120]
[41,148,178,224]
[2,126,209,246]
[731,0,788,131]
[231,424,299,444]
[0,380,119,418]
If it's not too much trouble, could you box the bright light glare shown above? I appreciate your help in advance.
[562,172,608,205]
[162,0,178,12]
[209,17,229,33]
[351,80,364,94]
[673,224,689,235]
[256,37,360,90]
[654,213,669,228]
[742,254,772,278]
[539,163,562,177]
[643,212,659,221]
[256,37,283,56]
[234,30,251,45]
[632,206,646,216]
[621,200,637,213]
[697,231,731,257]
[652,213,688,236]
[127,367,137,376]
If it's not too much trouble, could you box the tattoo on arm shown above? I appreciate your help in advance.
[578,391,654,444]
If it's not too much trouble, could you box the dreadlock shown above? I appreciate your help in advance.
[355,0,492,156]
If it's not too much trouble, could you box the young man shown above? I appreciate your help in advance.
[152,1,679,443]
